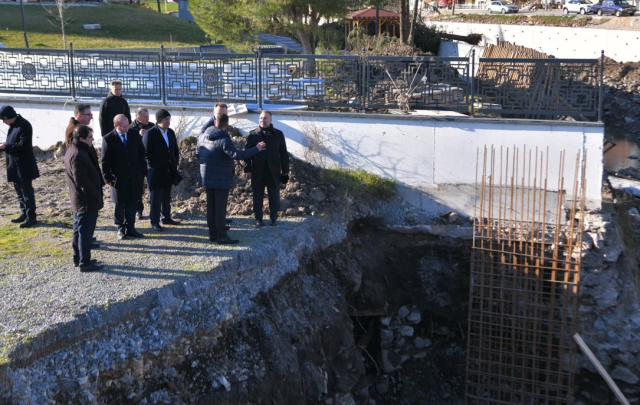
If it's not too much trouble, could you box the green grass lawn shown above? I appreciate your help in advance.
[141,0,179,13]
[0,3,207,49]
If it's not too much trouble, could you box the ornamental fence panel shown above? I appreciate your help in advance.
[366,55,472,112]
[0,48,72,97]
[475,57,601,119]
[0,47,603,121]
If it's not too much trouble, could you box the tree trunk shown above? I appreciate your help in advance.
[297,29,314,55]
[399,0,408,43]
[408,0,420,45]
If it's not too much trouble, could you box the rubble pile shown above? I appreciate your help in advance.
[171,134,341,219]
[602,59,640,136]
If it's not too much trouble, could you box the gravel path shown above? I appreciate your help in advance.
[0,210,306,362]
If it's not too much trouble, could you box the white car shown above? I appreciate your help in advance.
[563,0,593,14]
[487,1,519,13]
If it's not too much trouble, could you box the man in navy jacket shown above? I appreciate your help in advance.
[198,113,264,244]
[0,106,40,228]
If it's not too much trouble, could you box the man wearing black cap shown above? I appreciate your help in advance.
[0,105,40,228]
[142,109,180,231]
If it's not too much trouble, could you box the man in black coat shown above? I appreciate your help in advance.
[0,105,40,228]
[142,109,181,231]
[130,107,155,220]
[99,79,131,136]
[101,114,146,240]
[64,125,104,272]
[244,110,290,227]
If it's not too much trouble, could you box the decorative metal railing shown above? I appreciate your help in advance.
[0,46,604,121]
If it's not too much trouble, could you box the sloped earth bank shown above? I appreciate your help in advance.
[2,219,474,405]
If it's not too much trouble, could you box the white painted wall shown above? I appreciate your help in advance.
[430,21,640,62]
[0,102,603,212]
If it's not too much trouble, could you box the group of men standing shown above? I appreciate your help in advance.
[1,79,290,272]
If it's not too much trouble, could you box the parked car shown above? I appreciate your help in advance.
[591,0,637,16]
[487,1,519,13]
[563,0,594,14]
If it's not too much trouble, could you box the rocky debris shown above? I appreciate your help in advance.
[575,210,640,404]
[614,166,640,181]
[608,176,640,199]
[601,59,640,136]
[172,134,340,220]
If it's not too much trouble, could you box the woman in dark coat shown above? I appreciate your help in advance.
[64,125,104,272]
[198,113,264,244]
[0,106,40,227]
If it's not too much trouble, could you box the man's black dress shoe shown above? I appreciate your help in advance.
[19,218,37,228]
[151,224,163,231]
[217,237,239,245]
[79,261,104,272]
[126,229,145,238]
[11,215,27,223]
[255,219,265,227]
[162,219,181,225]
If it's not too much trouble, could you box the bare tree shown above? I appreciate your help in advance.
[44,0,72,49]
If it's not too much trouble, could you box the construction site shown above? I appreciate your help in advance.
[1,14,640,405]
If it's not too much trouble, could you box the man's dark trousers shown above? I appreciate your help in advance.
[252,172,279,222]
[206,188,229,239]
[13,180,37,219]
[72,211,98,266]
[149,187,171,225]
[114,202,137,232]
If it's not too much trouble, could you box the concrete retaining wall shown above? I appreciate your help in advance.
[0,101,604,211]
[429,21,640,62]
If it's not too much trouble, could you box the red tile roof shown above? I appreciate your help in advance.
[346,7,400,19]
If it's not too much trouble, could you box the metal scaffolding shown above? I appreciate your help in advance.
[466,146,587,405]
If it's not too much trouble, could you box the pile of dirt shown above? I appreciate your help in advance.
[172,133,342,219]
[602,58,640,136]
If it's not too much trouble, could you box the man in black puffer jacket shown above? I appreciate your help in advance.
[99,79,131,136]
[198,113,265,244]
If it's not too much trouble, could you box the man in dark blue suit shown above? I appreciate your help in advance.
[101,114,146,240]
[142,109,181,231]
[0,105,40,228]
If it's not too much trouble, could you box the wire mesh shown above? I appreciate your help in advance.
[465,146,587,405]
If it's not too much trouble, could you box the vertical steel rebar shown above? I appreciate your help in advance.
[466,146,585,405]
[470,49,476,118]
[598,50,605,123]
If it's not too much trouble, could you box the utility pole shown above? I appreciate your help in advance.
[19,0,29,48]
[375,6,379,36]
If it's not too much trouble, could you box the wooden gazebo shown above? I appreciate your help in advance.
[345,7,401,38]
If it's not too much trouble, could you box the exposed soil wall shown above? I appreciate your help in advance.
[27,219,472,405]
